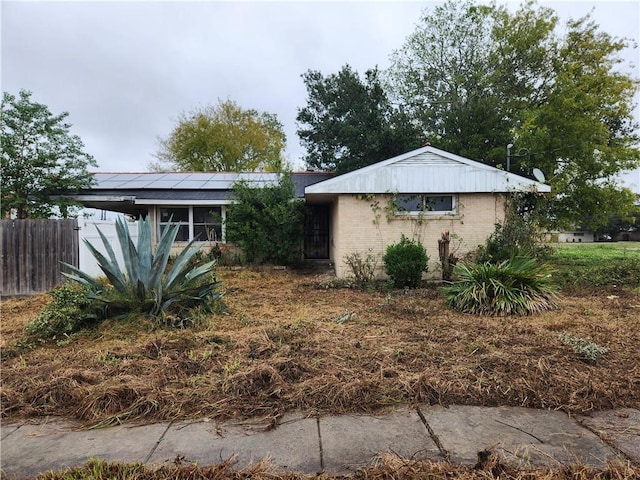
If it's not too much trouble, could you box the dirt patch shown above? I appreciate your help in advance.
[1,269,639,427]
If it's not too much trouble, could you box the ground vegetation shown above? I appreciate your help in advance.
[2,253,638,428]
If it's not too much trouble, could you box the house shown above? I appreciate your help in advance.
[70,146,550,278]
[71,171,333,258]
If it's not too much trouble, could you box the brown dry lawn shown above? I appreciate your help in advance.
[1,269,639,429]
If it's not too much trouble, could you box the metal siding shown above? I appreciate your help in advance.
[307,163,548,194]
[305,146,550,194]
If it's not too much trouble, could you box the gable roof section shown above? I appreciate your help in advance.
[305,146,551,194]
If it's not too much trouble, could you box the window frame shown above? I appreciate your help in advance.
[192,206,223,242]
[393,194,457,216]
[158,206,190,242]
[157,205,226,243]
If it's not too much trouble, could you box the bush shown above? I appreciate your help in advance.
[383,235,429,288]
[225,174,304,265]
[443,257,559,316]
[23,283,99,341]
[343,250,378,286]
[476,202,551,263]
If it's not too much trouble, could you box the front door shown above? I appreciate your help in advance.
[304,205,329,259]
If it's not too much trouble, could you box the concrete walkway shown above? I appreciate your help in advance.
[1,405,638,479]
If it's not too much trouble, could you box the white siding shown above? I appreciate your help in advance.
[306,146,550,195]
[78,219,139,278]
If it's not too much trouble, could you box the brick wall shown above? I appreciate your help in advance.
[331,193,507,279]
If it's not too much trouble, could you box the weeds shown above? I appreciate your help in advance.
[554,257,640,288]
[559,333,609,363]
[26,456,640,480]
[343,250,378,287]
[22,283,99,343]
[2,269,638,427]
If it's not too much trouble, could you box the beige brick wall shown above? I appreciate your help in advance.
[331,193,507,279]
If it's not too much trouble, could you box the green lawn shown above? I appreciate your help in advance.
[551,242,640,266]
[549,242,640,288]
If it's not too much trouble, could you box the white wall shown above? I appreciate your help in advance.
[78,219,139,278]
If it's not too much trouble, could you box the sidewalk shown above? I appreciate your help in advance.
[1,405,639,479]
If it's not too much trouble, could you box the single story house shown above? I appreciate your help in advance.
[70,146,550,278]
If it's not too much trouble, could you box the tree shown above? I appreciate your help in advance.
[296,65,422,174]
[154,100,286,172]
[387,0,640,231]
[1,90,97,219]
[515,15,640,230]
[225,174,304,265]
[387,0,558,168]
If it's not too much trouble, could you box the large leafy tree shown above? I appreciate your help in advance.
[387,0,640,231]
[1,90,97,219]
[387,0,557,168]
[154,100,286,172]
[516,16,640,230]
[296,65,422,174]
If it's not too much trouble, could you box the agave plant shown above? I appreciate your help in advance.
[442,257,558,316]
[63,216,221,317]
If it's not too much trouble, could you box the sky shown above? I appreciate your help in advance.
[2,0,639,192]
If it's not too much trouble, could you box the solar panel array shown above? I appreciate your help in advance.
[93,172,281,190]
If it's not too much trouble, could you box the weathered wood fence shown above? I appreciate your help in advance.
[0,219,79,297]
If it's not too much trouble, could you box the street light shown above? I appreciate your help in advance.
[506,143,514,172]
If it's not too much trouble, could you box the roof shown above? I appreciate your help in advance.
[71,171,334,215]
[91,172,334,197]
[305,146,551,194]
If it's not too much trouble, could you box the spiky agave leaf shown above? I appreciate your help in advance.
[163,240,205,291]
[148,221,180,294]
[61,263,104,291]
[79,238,128,292]
[136,216,153,287]
[115,217,142,293]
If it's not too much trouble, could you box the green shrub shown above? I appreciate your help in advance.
[443,257,558,316]
[476,202,551,263]
[225,174,304,265]
[63,216,222,319]
[383,235,429,288]
[23,283,99,341]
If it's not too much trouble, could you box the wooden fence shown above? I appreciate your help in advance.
[0,219,79,297]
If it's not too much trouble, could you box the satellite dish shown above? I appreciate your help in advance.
[533,168,546,183]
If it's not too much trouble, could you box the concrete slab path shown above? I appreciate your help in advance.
[1,405,638,479]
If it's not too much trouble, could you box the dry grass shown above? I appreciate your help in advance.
[29,455,640,479]
[1,269,639,428]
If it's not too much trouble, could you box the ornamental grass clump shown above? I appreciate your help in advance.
[443,257,558,316]
[63,216,222,320]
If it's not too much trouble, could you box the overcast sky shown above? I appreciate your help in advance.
[2,0,639,191]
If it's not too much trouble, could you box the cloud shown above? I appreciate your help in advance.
[2,0,638,188]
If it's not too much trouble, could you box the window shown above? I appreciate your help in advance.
[159,207,189,241]
[158,206,225,242]
[394,195,456,214]
[193,207,222,242]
